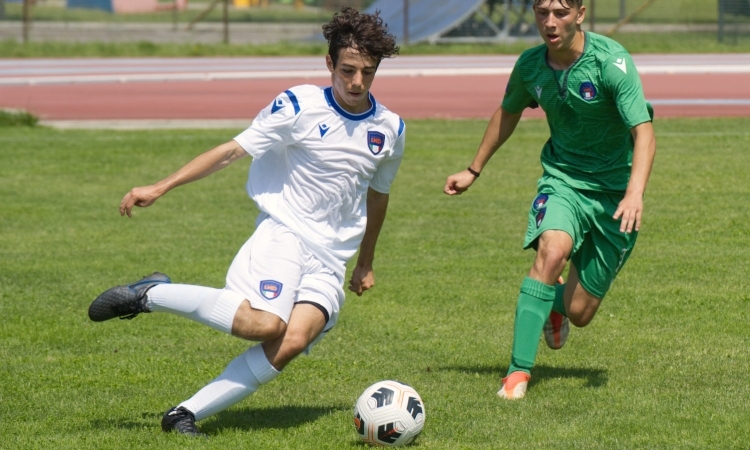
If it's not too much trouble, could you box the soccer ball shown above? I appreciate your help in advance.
[353,380,425,447]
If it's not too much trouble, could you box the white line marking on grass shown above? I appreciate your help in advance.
[658,131,750,137]
[649,99,750,106]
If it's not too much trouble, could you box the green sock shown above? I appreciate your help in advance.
[551,283,567,316]
[507,277,556,376]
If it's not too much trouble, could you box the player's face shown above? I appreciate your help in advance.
[533,0,585,52]
[326,47,378,114]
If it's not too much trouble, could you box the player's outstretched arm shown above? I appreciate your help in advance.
[348,188,389,297]
[444,106,522,196]
[120,140,248,217]
[614,121,656,233]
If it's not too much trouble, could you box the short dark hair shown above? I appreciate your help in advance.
[533,0,583,8]
[322,7,399,68]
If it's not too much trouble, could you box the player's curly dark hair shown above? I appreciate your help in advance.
[322,7,399,68]
[533,0,583,8]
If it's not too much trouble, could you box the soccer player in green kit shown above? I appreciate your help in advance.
[444,0,656,400]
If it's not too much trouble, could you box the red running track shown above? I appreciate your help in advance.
[1,63,749,120]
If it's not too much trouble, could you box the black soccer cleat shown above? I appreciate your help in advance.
[88,272,171,322]
[161,406,203,437]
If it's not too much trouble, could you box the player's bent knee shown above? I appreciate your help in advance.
[533,244,568,275]
[279,329,312,357]
[568,313,594,328]
[232,310,287,341]
[257,319,287,341]
[567,298,600,327]
[542,247,568,268]
[268,335,310,369]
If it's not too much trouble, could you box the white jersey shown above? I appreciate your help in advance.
[233,84,405,276]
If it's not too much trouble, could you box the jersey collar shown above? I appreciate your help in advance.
[544,32,589,100]
[324,87,377,121]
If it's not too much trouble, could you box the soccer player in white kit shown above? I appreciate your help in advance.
[88,7,404,436]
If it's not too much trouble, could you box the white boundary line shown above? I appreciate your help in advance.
[3,65,750,86]
[649,99,750,105]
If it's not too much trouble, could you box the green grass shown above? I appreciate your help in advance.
[2,0,749,57]
[2,2,335,23]
[581,0,722,23]
[1,30,749,58]
[0,0,725,24]
[0,109,38,127]
[1,118,750,449]
[0,38,330,57]
[609,31,750,52]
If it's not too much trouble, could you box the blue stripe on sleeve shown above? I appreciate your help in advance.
[397,118,405,137]
[284,89,301,115]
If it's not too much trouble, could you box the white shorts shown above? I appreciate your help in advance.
[225,216,345,335]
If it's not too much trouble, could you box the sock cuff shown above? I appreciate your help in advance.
[209,289,245,334]
[520,276,556,301]
[144,283,168,311]
[244,345,280,385]
[553,283,568,316]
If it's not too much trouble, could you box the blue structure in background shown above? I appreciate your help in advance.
[360,0,538,44]
[364,0,485,44]
[67,0,113,12]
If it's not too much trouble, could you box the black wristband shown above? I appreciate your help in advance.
[467,167,480,178]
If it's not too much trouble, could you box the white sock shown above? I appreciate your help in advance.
[146,284,244,335]
[178,345,280,421]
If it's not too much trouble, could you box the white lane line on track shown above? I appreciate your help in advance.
[1,68,500,85]
[2,65,750,86]
[649,99,750,106]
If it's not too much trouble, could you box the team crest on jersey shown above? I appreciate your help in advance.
[536,209,546,228]
[367,131,386,155]
[532,193,549,211]
[579,82,597,101]
[260,280,282,300]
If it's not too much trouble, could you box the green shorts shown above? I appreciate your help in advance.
[523,175,637,299]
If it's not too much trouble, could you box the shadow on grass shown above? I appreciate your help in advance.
[90,405,349,434]
[438,364,608,389]
[201,404,350,433]
[89,410,164,431]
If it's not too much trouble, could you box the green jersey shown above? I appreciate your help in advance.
[502,32,652,193]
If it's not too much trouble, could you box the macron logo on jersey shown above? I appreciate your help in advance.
[535,85,543,99]
[318,123,330,138]
[613,58,627,74]
[271,98,286,114]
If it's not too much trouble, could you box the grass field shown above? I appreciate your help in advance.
[2,30,749,58]
[0,0,726,23]
[1,117,750,449]
[1,1,334,23]
[2,0,749,56]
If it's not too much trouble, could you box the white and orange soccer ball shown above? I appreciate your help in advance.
[353,380,425,447]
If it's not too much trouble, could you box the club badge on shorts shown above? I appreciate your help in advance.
[532,193,549,228]
[260,280,283,300]
[532,193,549,211]
[367,131,385,155]
[536,209,546,228]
